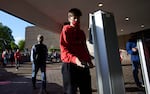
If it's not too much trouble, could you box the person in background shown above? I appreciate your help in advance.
[119,50,123,62]
[60,8,95,94]
[14,49,21,71]
[50,49,60,63]
[8,50,15,66]
[30,34,48,94]
[2,49,8,67]
[126,33,144,89]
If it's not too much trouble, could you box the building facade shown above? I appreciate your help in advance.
[25,26,60,51]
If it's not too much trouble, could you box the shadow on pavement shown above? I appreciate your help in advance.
[125,87,145,93]
[0,68,63,94]
[124,82,145,93]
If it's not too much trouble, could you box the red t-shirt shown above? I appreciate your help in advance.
[60,25,91,64]
[14,51,21,60]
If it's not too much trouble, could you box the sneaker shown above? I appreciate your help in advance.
[137,85,145,90]
[141,84,145,87]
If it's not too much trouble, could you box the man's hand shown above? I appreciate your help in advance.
[75,58,85,68]
[76,58,95,68]
[88,62,95,68]
[132,48,138,52]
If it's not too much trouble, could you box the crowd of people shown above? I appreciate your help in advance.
[1,49,21,70]
[1,49,14,66]
[48,49,61,63]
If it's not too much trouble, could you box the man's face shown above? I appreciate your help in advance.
[68,12,80,26]
[37,35,43,43]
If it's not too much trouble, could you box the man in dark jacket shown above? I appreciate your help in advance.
[31,34,48,94]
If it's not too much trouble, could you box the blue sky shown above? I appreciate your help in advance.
[0,10,33,44]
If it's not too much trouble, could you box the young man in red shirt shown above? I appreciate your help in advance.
[60,8,94,94]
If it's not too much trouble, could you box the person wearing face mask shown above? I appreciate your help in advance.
[60,8,95,94]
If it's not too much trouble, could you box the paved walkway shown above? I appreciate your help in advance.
[0,61,145,94]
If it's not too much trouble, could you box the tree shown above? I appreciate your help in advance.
[18,40,25,51]
[0,23,14,42]
[0,23,15,52]
[10,41,18,50]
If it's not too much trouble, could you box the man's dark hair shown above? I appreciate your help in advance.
[69,8,82,16]
[130,33,138,40]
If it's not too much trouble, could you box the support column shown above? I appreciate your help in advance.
[89,10,125,94]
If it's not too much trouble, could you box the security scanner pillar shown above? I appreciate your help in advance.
[89,10,125,94]
[136,29,150,94]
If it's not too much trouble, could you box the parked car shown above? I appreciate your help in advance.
[47,50,61,63]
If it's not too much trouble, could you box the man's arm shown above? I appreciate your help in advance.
[30,45,36,62]
[60,27,77,64]
[126,42,133,55]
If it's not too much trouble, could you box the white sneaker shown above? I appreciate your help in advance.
[141,84,145,87]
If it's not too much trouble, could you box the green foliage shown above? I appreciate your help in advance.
[0,23,14,42]
[18,40,25,51]
[49,48,60,52]
[10,41,18,50]
[0,23,15,52]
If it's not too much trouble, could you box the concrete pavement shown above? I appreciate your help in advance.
[0,61,145,94]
